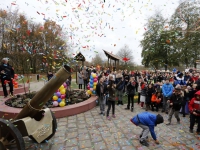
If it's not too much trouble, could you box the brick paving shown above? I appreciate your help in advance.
[23,105,200,150]
[1,81,199,149]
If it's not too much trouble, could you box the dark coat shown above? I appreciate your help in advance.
[107,80,116,101]
[146,87,155,104]
[96,82,107,97]
[0,64,14,80]
[127,81,136,96]
[170,93,183,111]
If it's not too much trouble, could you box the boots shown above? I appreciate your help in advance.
[145,104,150,111]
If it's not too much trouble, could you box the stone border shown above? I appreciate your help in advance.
[0,96,97,119]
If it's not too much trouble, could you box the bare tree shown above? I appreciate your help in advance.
[117,44,135,69]
[91,53,103,66]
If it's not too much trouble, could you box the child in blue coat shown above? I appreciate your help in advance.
[130,112,164,147]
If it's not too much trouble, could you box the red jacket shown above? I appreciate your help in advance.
[189,90,200,116]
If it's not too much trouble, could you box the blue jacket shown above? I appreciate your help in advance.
[131,112,157,140]
[162,83,174,97]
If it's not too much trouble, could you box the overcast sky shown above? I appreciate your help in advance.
[0,0,181,65]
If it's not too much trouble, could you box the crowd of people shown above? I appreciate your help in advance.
[78,66,200,140]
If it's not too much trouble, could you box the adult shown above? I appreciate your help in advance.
[123,71,130,94]
[82,66,89,90]
[115,72,125,105]
[96,77,107,116]
[137,78,143,104]
[47,71,53,81]
[0,58,15,98]
[130,112,164,147]
[162,78,174,114]
[77,70,83,89]
[125,77,136,111]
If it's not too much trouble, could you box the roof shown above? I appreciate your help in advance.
[73,52,85,61]
[103,49,121,61]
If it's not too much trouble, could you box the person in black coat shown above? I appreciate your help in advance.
[166,85,183,125]
[0,58,15,97]
[146,84,155,111]
[96,77,107,116]
[47,71,53,81]
[125,77,136,112]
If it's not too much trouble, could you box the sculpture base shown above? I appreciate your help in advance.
[0,96,97,119]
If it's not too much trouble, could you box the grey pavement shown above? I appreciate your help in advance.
[1,81,200,149]
[23,105,200,150]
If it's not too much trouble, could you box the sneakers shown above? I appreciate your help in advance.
[107,116,111,120]
[99,112,103,115]
[189,129,193,133]
[140,140,149,147]
[124,108,130,110]
[102,112,105,116]
[112,114,116,118]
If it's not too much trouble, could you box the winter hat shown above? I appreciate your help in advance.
[155,114,164,126]
[2,58,9,62]
[175,85,182,91]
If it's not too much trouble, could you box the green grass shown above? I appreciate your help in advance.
[71,80,78,89]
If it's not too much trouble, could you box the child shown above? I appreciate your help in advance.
[106,75,116,120]
[166,86,183,125]
[151,92,162,112]
[140,82,147,108]
[130,112,163,147]
[146,84,155,111]
[188,90,200,134]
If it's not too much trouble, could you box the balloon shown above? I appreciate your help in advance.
[59,101,65,107]
[93,86,96,90]
[57,98,62,103]
[94,79,97,82]
[90,88,93,91]
[63,82,67,88]
[61,94,65,99]
[53,95,58,101]
[90,76,94,80]
[14,85,18,88]
[87,90,92,95]
[92,90,96,94]
[87,86,90,90]
[59,85,65,90]
[60,89,66,95]
[56,92,61,97]
[14,74,18,79]
[90,81,93,84]
[90,84,93,88]
[92,74,96,78]
[53,101,58,106]
[62,99,65,102]
[93,82,97,86]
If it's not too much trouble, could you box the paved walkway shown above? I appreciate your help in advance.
[23,105,200,150]
[1,81,200,149]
